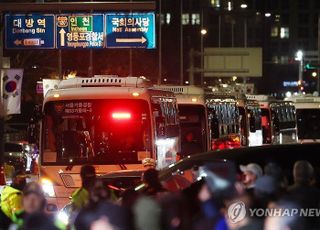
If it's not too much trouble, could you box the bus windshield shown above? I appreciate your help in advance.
[296,109,320,140]
[42,99,151,165]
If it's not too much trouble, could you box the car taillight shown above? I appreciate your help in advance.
[112,112,131,120]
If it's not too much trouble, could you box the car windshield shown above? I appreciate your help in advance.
[296,109,320,140]
[42,99,151,165]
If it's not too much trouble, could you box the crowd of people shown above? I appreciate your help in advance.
[1,159,320,230]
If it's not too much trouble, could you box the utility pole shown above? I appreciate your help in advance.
[58,0,62,79]
[0,13,5,184]
[129,0,133,76]
[318,14,320,93]
[188,48,194,84]
[179,0,183,85]
[200,8,204,86]
[89,0,94,77]
[157,0,162,84]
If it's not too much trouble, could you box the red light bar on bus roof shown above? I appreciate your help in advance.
[112,112,131,119]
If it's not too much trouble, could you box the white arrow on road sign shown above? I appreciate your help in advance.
[115,36,147,44]
[14,39,23,46]
[59,28,66,46]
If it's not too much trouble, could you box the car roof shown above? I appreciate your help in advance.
[160,143,320,179]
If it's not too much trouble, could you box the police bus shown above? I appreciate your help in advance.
[285,94,320,143]
[154,85,209,155]
[205,92,263,149]
[39,76,180,207]
[247,95,297,144]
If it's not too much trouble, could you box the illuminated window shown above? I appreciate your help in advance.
[211,0,221,8]
[166,13,171,25]
[160,14,165,25]
[272,56,279,64]
[191,13,200,25]
[271,26,278,37]
[182,13,189,25]
[280,27,289,39]
[280,56,289,64]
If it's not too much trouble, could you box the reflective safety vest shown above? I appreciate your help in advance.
[71,187,89,210]
[0,186,23,220]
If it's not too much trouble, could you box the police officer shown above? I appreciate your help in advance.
[0,170,26,220]
[12,182,47,228]
[71,165,96,210]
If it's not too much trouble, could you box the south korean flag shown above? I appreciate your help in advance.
[1,69,23,115]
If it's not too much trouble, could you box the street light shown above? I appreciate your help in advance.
[201,28,207,86]
[240,4,248,9]
[201,28,207,35]
[295,50,303,61]
[265,12,271,17]
[295,50,304,92]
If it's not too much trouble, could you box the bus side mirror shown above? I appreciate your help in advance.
[249,116,256,133]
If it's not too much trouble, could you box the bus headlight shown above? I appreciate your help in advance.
[41,178,55,197]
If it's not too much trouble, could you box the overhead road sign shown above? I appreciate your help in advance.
[56,14,104,49]
[106,12,155,49]
[203,48,262,77]
[0,2,156,12]
[5,14,55,49]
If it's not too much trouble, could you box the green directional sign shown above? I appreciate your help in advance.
[56,14,104,48]
[305,63,317,69]
[69,16,93,32]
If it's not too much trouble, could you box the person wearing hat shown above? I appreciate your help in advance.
[0,170,27,220]
[12,182,47,228]
[240,163,263,191]
[142,158,156,169]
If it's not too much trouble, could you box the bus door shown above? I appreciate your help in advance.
[261,108,272,144]
[208,102,241,150]
[246,105,263,146]
[151,97,180,168]
[179,105,207,156]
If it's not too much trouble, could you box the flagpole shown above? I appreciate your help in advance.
[0,12,6,184]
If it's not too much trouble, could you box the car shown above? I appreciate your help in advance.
[135,143,320,192]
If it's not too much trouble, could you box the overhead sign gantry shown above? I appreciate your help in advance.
[1,2,156,49]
